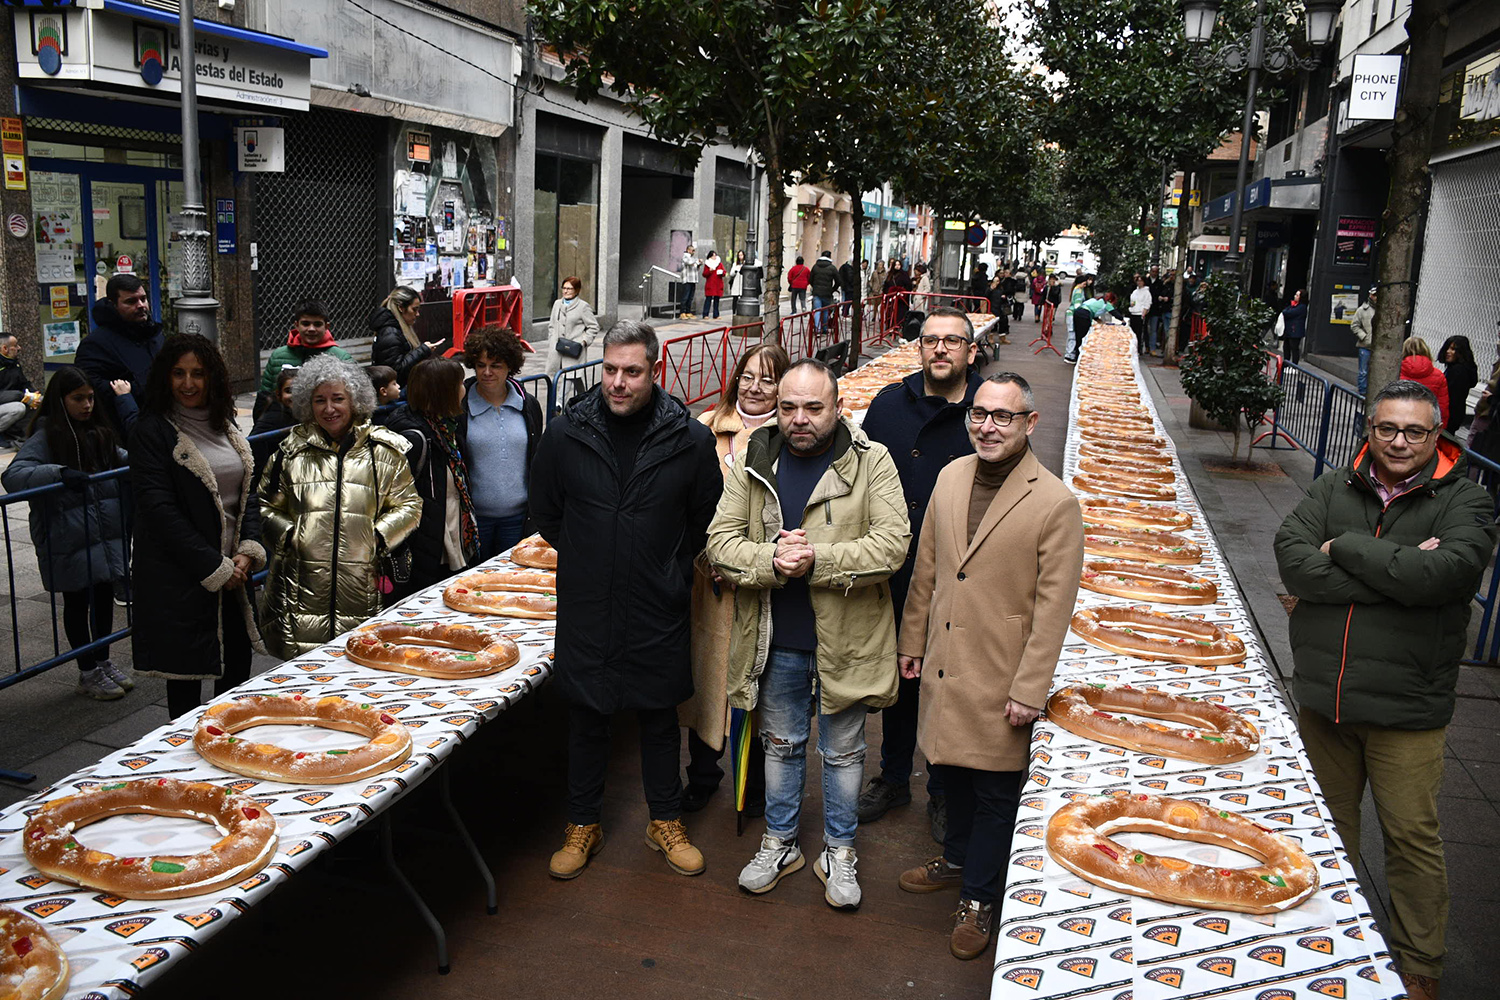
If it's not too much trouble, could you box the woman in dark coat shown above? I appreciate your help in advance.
[369,286,443,385]
[1439,336,1479,434]
[384,357,480,596]
[131,334,265,718]
[1280,289,1309,365]
[2,367,132,700]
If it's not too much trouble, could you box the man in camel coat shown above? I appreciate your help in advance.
[895,372,1084,961]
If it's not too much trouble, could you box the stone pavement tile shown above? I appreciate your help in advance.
[1443,757,1485,799]
[1457,664,1500,701]
[1446,724,1500,764]
[1439,840,1500,994]
[1450,695,1500,729]
[1439,795,1500,847]
[88,703,173,749]
[1460,758,1500,802]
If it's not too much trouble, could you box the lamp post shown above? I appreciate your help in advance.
[1182,0,1338,283]
[175,3,221,341]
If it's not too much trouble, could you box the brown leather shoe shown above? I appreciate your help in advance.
[646,818,705,876]
[1400,972,1440,1000]
[949,898,994,960]
[899,856,965,893]
[548,823,604,879]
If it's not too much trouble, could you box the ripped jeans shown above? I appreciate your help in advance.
[758,645,867,848]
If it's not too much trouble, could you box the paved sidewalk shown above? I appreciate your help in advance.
[1138,357,1500,998]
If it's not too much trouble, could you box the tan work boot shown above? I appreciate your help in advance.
[949,897,994,960]
[1400,972,1439,1000]
[548,823,604,879]
[645,818,705,876]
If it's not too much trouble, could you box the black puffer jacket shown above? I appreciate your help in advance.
[529,386,722,712]
[74,301,163,435]
[383,404,478,589]
[368,307,434,385]
[861,369,984,618]
[0,354,35,404]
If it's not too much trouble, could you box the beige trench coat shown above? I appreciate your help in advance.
[899,450,1084,771]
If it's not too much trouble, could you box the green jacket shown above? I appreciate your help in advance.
[260,343,355,394]
[706,418,910,715]
[1274,438,1496,729]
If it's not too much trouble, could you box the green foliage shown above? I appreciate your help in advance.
[1012,145,1074,248]
[1179,281,1285,461]
[1082,201,1151,294]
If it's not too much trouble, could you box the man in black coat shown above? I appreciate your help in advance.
[74,274,163,436]
[0,333,38,446]
[856,306,984,840]
[809,251,839,332]
[839,257,860,318]
[530,320,722,881]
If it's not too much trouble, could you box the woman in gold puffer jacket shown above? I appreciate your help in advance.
[259,355,422,659]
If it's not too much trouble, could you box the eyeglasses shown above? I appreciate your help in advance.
[1370,423,1435,444]
[738,374,779,389]
[968,406,1032,427]
[919,335,971,350]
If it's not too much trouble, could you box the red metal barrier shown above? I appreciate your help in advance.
[1190,313,1209,341]
[658,320,766,405]
[1031,301,1061,356]
[778,303,845,361]
[450,286,527,356]
[907,291,993,317]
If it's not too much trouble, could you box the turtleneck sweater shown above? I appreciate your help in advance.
[968,446,1027,545]
[173,403,243,556]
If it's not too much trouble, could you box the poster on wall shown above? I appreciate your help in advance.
[1329,284,1361,325]
[1334,216,1376,267]
[44,320,79,357]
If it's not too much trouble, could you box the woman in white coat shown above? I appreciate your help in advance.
[544,275,600,377]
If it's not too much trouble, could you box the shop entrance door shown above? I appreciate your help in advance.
[29,157,186,368]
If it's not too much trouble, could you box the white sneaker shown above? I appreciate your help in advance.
[737,834,804,894]
[100,660,134,692]
[815,845,862,910]
[77,667,125,701]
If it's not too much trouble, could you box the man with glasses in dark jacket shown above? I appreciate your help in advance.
[857,306,985,843]
[1274,380,1497,1000]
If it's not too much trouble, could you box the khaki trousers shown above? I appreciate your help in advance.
[1298,707,1448,979]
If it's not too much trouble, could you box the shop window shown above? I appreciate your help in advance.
[533,152,599,318]
[713,182,751,261]
[393,126,503,294]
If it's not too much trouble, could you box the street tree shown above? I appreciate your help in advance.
[529,0,901,337]
[1179,280,1284,463]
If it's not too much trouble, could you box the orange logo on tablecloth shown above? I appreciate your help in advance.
[118,757,155,770]
[105,917,154,938]
[1201,678,1222,687]
[17,875,51,889]
[1015,855,1044,871]
[176,908,222,929]
[1060,885,1092,898]
[1009,888,1045,906]
[311,811,351,826]
[1108,906,1132,923]
[1145,968,1183,988]
[1102,766,1128,777]
[238,873,271,892]
[1002,968,1043,990]
[1343,926,1365,940]
[93,893,127,908]
[294,792,331,807]
[1308,979,1347,998]
[1140,757,1167,769]
[131,947,169,972]
[1179,774,1206,786]
[1255,989,1296,999]
[23,899,71,918]
[162,734,191,747]
[1260,786,1287,800]
[1029,772,1050,787]
[1063,751,1090,760]
[1059,917,1094,937]
[1144,925,1179,946]
[1249,946,1286,966]
[1356,966,1380,981]
[1058,957,1096,978]
[1220,793,1249,805]
[1194,917,1230,934]
[1142,779,1168,790]
[225,780,258,793]
[1265,812,1293,824]
[1110,946,1132,963]
[286,841,315,856]
[1007,926,1044,945]
[1216,771,1243,781]
[1198,957,1235,976]
[1297,936,1333,954]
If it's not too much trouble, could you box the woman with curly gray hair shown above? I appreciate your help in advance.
[259,355,422,657]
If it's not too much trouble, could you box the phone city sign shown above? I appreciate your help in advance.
[14,7,317,111]
[1348,54,1403,121]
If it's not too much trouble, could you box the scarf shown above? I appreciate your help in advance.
[424,414,479,559]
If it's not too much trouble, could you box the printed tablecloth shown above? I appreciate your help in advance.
[0,548,557,999]
[990,326,1405,1000]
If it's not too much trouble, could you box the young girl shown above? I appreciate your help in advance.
[2,366,133,699]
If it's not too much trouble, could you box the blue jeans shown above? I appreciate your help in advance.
[759,646,867,848]
[1358,347,1371,397]
[812,295,833,331]
[476,512,526,562]
[679,282,696,315]
[1147,313,1165,352]
[702,295,721,319]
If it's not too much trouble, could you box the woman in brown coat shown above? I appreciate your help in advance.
[682,343,790,812]
[895,374,1084,960]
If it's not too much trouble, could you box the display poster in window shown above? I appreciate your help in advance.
[44,320,79,356]
[1329,284,1360,325]
[1334,217,1376,267]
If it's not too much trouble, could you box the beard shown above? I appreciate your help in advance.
[924,360,966,395]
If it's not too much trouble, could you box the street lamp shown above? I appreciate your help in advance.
[1181,0,1338,281]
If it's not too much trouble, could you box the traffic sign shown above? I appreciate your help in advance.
[965,223,986,247]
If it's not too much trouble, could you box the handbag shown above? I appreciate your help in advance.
[554,336,584,359]
[368,439,413,594]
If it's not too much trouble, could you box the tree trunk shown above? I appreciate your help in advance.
[1164,188,1191,366]
[762,153,787,344]
[1370,0,1449,404]
[850,200,865,350]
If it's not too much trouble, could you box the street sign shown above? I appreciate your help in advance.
[1349,54,1403,120]
[965,223,986,247]
[115,254,132,272]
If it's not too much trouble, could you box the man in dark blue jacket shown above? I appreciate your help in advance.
[74,274,163,436]
[857,305,984,840]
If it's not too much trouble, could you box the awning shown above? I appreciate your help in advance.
[15,3,326,112]
[1203,177,1321,223]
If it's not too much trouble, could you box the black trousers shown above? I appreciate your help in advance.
[167,592,253,718]
[1282,336,1302,365]
[878,673,943,794]
[568,703,682,826]
[1071,307,1092,353]
[934,764,1022,904]
[686,727,766,800]
[61,581,115,671]
[1129,314,1147,353]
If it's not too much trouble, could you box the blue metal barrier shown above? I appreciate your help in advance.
[552,359,602,414]
[516,372,554,420]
